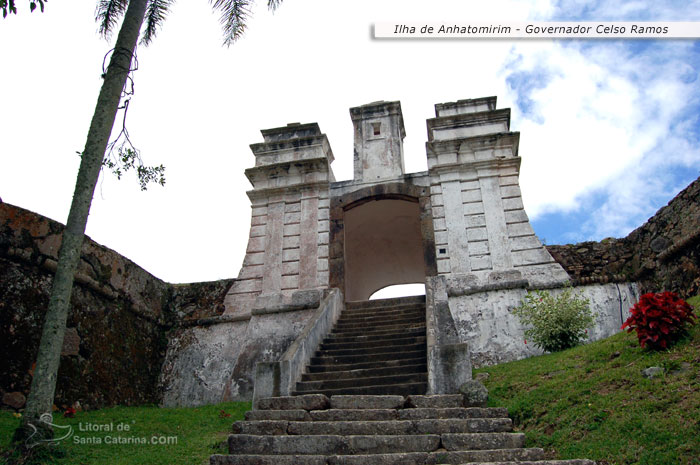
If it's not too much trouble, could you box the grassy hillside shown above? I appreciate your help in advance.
[0,402,249,465]
[475,295,700,465]
[2,298,697,465]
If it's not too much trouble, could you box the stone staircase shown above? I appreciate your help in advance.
[293,296,429,397]
[211,296,595,464]
[210,393,595,464]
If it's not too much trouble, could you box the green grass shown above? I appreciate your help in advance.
[2,298,698,464]
[475,295,700,465]
[0,401,250,465]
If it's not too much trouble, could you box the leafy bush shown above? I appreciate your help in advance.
[512,286,594,352]
[622,291,696,350]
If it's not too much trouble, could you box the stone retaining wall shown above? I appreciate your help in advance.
[547,176,700,298]
[0,202,233,410]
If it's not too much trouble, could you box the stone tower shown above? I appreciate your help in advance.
[181,96,636,403]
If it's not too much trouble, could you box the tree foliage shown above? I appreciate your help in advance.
[1,0,46,17]
[15,0,283,454]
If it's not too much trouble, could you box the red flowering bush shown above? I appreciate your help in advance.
[622,292,696,349]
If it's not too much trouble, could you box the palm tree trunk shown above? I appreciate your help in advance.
[17,0,149,442]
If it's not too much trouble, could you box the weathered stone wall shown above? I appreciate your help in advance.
[0,202,233,410]
[447,283,639,368]
[547,176,700,298]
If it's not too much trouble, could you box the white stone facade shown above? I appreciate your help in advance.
[159,96,640,405]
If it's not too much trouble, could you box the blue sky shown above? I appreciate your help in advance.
[506,1,700,244]
[0,0,698,284]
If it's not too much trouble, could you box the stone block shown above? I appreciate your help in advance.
[283,249,300,262]
[285,202,301,213]
[509,235,541,251]
[252,289,322,315]
[2,392,26,409]
[247,236,266,253]
[406,395,463,408]
[502,196,524,211]
[437,258,450,274]
[459,380,488,407]
[256,394,329,411]
[504,209,528,224]
[468,241,489,256]
[61,327,80,356]
[467,227,487,242]
[512,248,552,266]
[499,174,519,186]
[251,215,266,226]
[465,214,486,228]
[500,185,521,198]
[461,189,482,203]
[250,225,266,237]
[318,232,329,245]
[461,180,480,190]
[284,223,300,236]
[243,252,265,266]
[462,202,485,215]
[282,235,300,249]
[281,261,299,276]
[239,264,264,279]
[330,395,405,410]
[507,221,533,237]
[434,231,448,245]
[284,212,301,224]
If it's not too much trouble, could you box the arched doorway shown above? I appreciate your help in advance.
[329,182,437,301]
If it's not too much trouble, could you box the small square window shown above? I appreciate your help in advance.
[372,122,381,136]
[439,248,447,254]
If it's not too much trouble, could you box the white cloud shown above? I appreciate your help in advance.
[1,0,698,280]
[501,39,700,240]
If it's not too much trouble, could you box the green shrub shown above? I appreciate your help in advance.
[512,286,594,352]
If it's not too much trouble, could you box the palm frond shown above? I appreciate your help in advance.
[267,0,282,11]
[95,0,128,38]
[211,0,252,47]
[141,0,174,45]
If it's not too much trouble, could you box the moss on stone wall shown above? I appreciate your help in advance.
[547,176,700,298]
[0,203,233,411]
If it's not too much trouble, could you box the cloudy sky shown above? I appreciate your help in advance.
[1,0,698,285]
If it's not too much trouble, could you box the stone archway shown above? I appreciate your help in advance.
[329,182,437,301]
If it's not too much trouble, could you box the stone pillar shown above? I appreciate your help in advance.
[350,101,406,182]
[426,97,569,288]
[224,123,335,314]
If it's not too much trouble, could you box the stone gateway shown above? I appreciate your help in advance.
[160,96,639,405]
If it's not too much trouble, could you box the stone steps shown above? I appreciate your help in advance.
[320,335,426,350]
[310,349,426,365]
[333,317,426,331]
[331,322,426,336]
[301,362,427,381]
[294,296,428,396]
[317,341,426,357]
[293,382,428,397]
[338,307,426,320]
[211,394,595,465]
[327,326,425,340]
[296,372,428,393]
[306,357,427,373]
